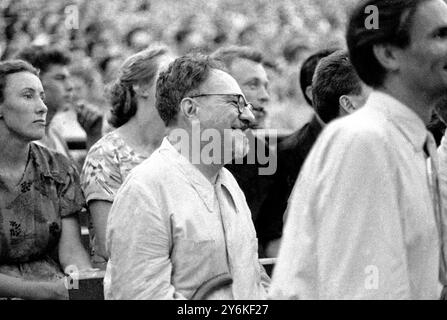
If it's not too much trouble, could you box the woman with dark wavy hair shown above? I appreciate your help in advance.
[81,45,173,263]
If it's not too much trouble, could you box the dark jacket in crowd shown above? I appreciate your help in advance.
[256,115,323,248]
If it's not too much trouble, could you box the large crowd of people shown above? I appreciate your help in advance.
[1,0,447,300]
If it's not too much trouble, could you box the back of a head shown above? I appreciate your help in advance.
[0,60,39,104]
[346,0,431,88]
[312,50,363,123]
[210,45,264,71]
[108,45,170,128]
[155,53,224,127]
[15,46,70,75]
[299,48,338,106]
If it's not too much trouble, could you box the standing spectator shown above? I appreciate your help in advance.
[258,50,370,257]
[270,0,447,299]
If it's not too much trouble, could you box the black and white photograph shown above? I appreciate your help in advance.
[0,0,447,306]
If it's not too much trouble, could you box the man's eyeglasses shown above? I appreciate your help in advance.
[188,94,253,115]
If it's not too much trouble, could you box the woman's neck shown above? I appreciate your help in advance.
[0,132,30,170]
[118,113,165,154]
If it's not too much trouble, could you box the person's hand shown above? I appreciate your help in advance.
[75,102,103,137]
[75,102,104,149]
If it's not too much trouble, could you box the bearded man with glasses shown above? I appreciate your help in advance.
[104,53,270,300]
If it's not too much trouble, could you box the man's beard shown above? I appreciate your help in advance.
[231,129,250,160]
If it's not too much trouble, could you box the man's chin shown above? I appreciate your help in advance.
[231,132,250,160]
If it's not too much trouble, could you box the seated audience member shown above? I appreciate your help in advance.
[53,62,106,151]
[210,46,277,257]
[80,45,173,262]
[16,46,103,161]
[0,60,91,299]
[258,50,370,257]
[105,53,269,299]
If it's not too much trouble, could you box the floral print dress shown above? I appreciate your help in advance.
[0,143,85,282]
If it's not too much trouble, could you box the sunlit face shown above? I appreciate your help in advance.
[0,71,47,141]
[40,64,73,123]
[395,0,447,99]
[190,69,256,161]
[228,58,270,128]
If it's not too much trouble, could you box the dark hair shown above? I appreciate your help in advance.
[299,48,338,106]
[0,60,39,104]
[427,106,446,146]
[156,53,224,126]
[210,45,264,70]
[15,46,71,74]
[108,45,169,128]
[312,50,364,123]
[434,96,447,124]
[347,0,430,88]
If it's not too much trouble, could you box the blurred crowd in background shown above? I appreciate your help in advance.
[0,0,357,131]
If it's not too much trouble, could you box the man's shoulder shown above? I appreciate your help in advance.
[330,107,388,140]
[125,148,180,186]
[309,110,390,164]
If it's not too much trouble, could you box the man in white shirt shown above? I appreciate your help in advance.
[269,0,447,299]
[105,53,269,299]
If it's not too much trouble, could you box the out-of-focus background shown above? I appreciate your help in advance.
[0,0,357,132]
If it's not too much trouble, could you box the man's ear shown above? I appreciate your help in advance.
[132,84,150,99]
[339,95,357,114]
[372,43,400,72]
[305,85,313,104]
[180,97,198,119]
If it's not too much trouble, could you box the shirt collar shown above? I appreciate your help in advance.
[366,90,428,152]
[159,137,239,212]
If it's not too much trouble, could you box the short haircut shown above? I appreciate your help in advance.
[210,45,264,70]
[312,50,364,123]
[299,48,338,106]
[347,0,431,88]
[156,53,224,126]
[108,45,169,128]
[0,60,39,104]
[15,46,71,74]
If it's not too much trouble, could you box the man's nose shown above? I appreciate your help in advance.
[239,106,256,125]
[258,86,270,104]
[65,78,74,94]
